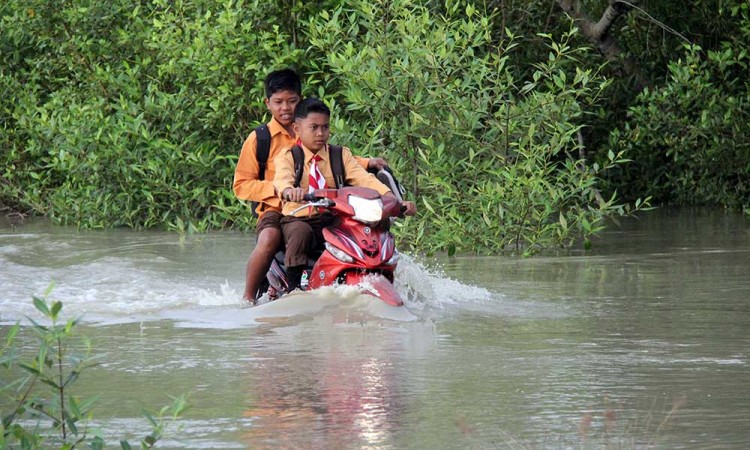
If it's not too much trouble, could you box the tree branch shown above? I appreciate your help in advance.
[592,1,633,42]
[555,0,647,90]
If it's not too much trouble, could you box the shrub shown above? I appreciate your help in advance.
[607,3,750,209]
[0,0,648,254]
[1,286,187,449]
[306,0,643,254]
[0,0,301,230]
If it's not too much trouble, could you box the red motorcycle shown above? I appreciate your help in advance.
[262,171,407,306]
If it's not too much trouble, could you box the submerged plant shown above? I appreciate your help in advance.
[576,394,687,448]
[0,285,187,449]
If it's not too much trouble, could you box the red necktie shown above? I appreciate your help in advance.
[308,154,326,193]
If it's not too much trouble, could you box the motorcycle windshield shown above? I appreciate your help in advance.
[349,195,383,224]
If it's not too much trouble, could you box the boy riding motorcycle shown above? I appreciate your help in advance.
[233,70,387,303]
[273,97,417,292]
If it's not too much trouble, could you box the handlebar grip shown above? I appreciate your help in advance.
[283,190,316,202]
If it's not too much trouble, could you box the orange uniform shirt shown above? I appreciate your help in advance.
[233,117,295,216]
[273,144,391,217]
[233,118,371,217]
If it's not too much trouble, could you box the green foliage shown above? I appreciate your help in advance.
[306,0,642,254]
[608,37,750,209]
[1,287,188,449]
[6,0,747,253]
[0,0,302,231]
[481,1,750,211]
[609,0,749,82]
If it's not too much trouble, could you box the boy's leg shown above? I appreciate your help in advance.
[280,218,314,291]
[243,212,283,303]
[311,213,338,248]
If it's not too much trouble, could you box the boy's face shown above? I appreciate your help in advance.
[265,90,301,127]
[293,112,330,152]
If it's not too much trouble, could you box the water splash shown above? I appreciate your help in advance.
[0,225,503,326]
[395,254,496,311]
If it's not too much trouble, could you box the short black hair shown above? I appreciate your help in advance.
[264,69,302,98]
[294,97,330,120]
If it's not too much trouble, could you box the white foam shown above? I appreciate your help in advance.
[167,285,418,329]
[1,226,506,327]
[395,254,496,310]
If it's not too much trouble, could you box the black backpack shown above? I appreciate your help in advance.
[254,124,272,181]
[290,145,406,201]
[290,144,346,189]
[251,125,346,213]
[252,125,404,211]
[250,124,272,216]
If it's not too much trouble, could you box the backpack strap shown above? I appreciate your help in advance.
[254,124,271,180]
[292,145,305,188]
[328,145,345,189]
[249,124,272,217]
[291,145,346,189]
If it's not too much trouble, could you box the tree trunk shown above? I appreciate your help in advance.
[556,0,647,90]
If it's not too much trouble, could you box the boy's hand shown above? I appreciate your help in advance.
[367,157,388,171]
[282,187,307,202]
[401,201,417,216]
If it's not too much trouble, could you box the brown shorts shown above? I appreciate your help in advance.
[279,213,337,267]
[255,211,283,234]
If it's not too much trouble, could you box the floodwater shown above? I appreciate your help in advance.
[1,209,749,449]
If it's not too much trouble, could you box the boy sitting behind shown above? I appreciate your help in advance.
[233,69,387,303]
[273,97,416,291]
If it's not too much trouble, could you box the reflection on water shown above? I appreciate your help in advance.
[1,208,749,448]
[238,316,419,449]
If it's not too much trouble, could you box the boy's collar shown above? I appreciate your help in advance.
[298,143,329,161]
[268,116,292,136]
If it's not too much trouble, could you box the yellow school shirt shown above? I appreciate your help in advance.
[273,144,391,217]
[233,119,372,217]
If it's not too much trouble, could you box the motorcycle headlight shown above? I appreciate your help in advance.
[349,195,383,224]
[325,242,355,263]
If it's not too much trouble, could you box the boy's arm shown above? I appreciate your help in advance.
[354,156,369,169]
[233,132,277,203]
[354,156,389,171]
[272,149,297,201]
[346,148,416,216]
[342,147,392,195]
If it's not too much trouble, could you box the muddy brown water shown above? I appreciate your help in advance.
[1,208,748,448]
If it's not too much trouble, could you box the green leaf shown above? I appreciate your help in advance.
[78,395,100,414]
[421,197,435,214]
[51,301,63,319]
[43,281,56,297]
[143,411,158,428]
[67,396,82,419]
[39,378,61,389]
[5,323,19,345]
[64,370,80,388]
[18,362,42,376]
[32,296,50,317]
